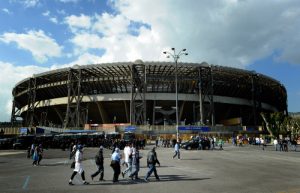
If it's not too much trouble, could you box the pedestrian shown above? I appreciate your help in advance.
[37,144,43,165]
[91,146,105,181]
[279,139,284,151]
[261,138,266,150]
[129,145,142,180]
[121,142,133,178]
[111,147,121,183]
[30,143,35,157]
[218,139,224,150]
[68,145,89,185]
[273,138,278,151]
[32,146,39,166]
[144,147,160,182]
[27,146,31,158]
[69,143,77,160]
[172,141,180,159]
[198,137,202,150]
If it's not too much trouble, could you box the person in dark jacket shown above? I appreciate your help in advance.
[91,146,104,181]
[129,145,142,180]
[144,147,160,182]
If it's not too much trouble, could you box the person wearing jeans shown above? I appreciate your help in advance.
[144,147,160,182]
[172,142,180,159]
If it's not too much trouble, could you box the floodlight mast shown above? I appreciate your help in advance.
[163,48,188,142]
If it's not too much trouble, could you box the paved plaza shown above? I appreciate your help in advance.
[0,144,300,193]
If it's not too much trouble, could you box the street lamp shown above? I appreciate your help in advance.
[163,48,188,142]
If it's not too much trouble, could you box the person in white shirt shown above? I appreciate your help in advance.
[69,145,89,185]
[172,142,180,159]
[122,142,133,178]
[273,138,278,151]
[261,138,266,150]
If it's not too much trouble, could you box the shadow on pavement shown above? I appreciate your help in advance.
[85,175,210,186]
[179,158,202,160]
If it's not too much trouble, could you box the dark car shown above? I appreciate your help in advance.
[181,138,211,150]
[13,135,35,149]
[0,138,15,149]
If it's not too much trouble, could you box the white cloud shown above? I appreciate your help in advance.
[80,0,300,67]
[2,8,12,15]
[42,10,50,16]
[64,14,92,31]
[0,30,63,63]
[68,53,103,65]
[93,13,130,36]
[0,61,49,122]
[70,33,103,50]
[50,17,58,24]
[22,0,40,8]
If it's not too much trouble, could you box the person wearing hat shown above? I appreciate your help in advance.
[91,146,104,181]
[68,145,89,185]
[144,147,160,182]
[110,147,121,183]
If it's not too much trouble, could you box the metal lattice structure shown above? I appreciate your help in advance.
[11,61,288,128]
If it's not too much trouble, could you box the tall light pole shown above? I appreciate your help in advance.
[163,48,188,142]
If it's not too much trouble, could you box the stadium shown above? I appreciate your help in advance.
[10,60,287,133]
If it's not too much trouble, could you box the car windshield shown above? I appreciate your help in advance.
[16,139,25,143]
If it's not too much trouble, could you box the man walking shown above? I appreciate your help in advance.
[91,146,104,181]
[144,147,160,182]
[68,145,89,185]
[129,145,142,180]
[111,147,121,183]
[121,142,133,178]
[172,141,180,159]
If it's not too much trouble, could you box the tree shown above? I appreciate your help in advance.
[260,112,287,138]
[261,112,300,139]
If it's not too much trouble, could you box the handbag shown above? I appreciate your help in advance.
[110,160,116,167]
[70,161,75,169]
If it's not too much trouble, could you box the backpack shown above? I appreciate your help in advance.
[147,151,154,163]
[95,154,101,165]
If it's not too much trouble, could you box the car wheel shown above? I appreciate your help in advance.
[187,146,192,150]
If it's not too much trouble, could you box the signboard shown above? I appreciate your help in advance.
[124,126,136,132]
[20,127,28,134]
[178,126,211,132]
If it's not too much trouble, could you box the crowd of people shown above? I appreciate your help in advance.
[232,136,298,151]
[68,142,161,185]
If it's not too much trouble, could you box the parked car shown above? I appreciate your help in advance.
[0,138,15,149]
[13,135,35,149]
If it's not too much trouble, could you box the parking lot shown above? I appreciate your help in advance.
[0,144,300,193]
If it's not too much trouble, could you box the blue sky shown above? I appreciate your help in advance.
[0,0,300,122]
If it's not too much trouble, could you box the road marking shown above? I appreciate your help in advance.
[22,176,30,190]
[0,152,25,156]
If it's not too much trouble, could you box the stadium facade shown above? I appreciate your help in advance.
[11,60,288,129]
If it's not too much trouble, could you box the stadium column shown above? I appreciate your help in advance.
[63,67,84,129]
[251,73,258,126]
[25,77,37,127]
[198,66,204,125]
[130,60,146,125]
[210,66,215,126]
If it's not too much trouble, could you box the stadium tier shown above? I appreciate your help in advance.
[11,60,287,129]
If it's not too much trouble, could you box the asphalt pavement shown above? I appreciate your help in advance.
[0,144,300,193]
